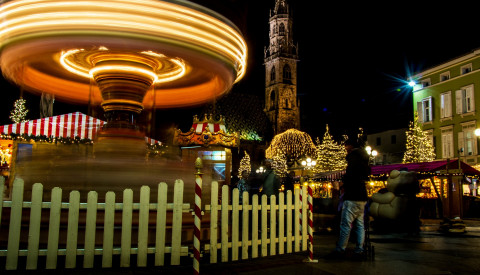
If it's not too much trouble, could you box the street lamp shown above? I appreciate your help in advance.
[365,146,378,165]
[256,166,265,173]
[300,157,316,180]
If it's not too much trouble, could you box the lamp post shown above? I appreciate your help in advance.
[365,146,378,165]
[300,157,316,179]
[256,166,265,174]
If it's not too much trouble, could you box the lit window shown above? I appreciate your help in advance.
[199,151,226,161]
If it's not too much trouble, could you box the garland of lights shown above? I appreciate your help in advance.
[238,151,251,178]
[265,129,317,161]
[313,124,346,173]
[10,98,28,123]
[402,112,436,164]
[1,133,165,155]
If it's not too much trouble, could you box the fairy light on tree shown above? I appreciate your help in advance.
[403,112,436,163]
[265,128,317,162]
[314,124,347,173]
[238,151,251,178]
[272,154,288,176]
[10,98,29,123]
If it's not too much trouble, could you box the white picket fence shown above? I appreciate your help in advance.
[0,177,310,271]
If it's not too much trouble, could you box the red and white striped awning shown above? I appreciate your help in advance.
[192,122,226,134]
[0,112,160,145]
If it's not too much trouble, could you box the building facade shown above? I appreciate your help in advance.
[366,128,407,165]
[264,0,300,135]
[412,49,480,166]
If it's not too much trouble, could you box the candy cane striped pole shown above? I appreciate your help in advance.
[305,184,318,262]
[193,157,203,274]
[299,177,303,234]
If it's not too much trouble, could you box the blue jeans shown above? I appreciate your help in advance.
[336,200,367,253]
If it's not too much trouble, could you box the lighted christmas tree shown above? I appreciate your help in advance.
[238,151,251,178]
[10,98,29,123]
[272,154,288,176]
[403,112,436,163]
[314,124,347,172]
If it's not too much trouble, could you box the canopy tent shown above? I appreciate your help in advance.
[0,112,160,145]
[371,159,480,178]
[191,115,227,134]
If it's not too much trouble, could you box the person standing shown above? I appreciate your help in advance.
[328,137,370,259]
[283,171,295,193]
[261,159,280,201]
[236,170,250,202]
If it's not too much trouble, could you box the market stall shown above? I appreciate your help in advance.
[370,160,480,218]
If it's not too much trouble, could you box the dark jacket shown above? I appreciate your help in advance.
[342,148,370,201]
[262,169,280,197]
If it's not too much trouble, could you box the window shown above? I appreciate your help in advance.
[456,85,475,114]
[440,91,452,119]
[279,23,285,35]
[199,151,226,161]
[417,96,433,123]
[270,66,276,82]
[391,135,396,145]
[270,90,276,110]
[441,127,454,158]
[440,71,450,82]
[376,137,381,146]
[283,64,291,81]
[459,122,477,156]
[461,64,472,75]
[421,79,431,88]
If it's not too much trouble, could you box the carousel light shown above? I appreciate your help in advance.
[0,0,248,108]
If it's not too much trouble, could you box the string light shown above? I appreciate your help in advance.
[403,112,436,163]
[9,98,28,123]
[238,150,251,178]
[313,124,346,173]
[265,128,316,161]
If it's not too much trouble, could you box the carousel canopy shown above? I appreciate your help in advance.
[174,114,238,147]
[0,112,160,145]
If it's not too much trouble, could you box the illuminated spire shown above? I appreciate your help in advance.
[274,0,289,15]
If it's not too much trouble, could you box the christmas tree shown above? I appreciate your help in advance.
[238,151,251,178]
[403,112,436,163]
[10,98,29,123]
[314,124,347,172]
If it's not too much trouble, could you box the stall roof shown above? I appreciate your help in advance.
[371,159,480,176]
[0,112,160,145]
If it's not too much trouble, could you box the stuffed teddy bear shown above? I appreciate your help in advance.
[369,169,419,220]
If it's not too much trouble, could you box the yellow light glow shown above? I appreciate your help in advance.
[0,0,247,108]
[0,0,246,82]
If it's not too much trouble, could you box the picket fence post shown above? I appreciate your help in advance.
[6,178,24,270]
[26,183,43,270]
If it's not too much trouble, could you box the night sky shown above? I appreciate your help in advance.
[1,0,480,141]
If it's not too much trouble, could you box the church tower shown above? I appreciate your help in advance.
[264,0,300,135]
